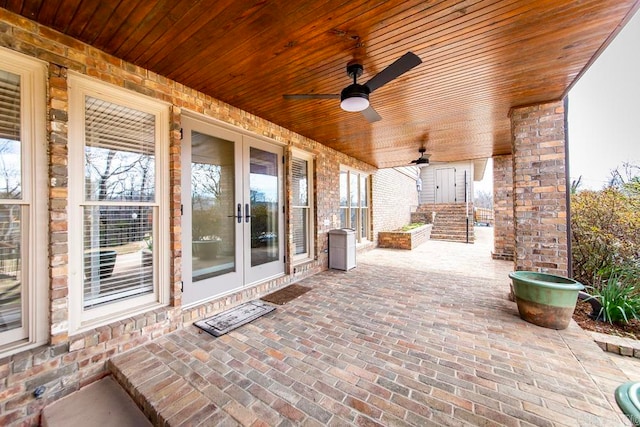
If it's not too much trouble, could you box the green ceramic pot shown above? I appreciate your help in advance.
[615,381,640,426]
[508,271,584,330]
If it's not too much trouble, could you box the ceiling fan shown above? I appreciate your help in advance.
[283,51,422,123]
[410,147,430,168]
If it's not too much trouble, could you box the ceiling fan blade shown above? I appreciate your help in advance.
[364,51,422,93]
[361,105,382,123]
[283,94,339,100]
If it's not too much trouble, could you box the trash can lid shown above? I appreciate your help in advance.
[329,228,355,234]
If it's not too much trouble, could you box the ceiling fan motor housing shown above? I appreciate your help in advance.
[340,83,370,103]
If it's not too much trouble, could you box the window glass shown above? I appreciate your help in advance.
[0,205,22,334]
[292,158,309,256]
[360,175,368,207]
[0,70,23,338]
[82,96,156,309]
[84,96,155,202]
[0,71,22,199]
[0,53,46,354]
[339,171,348,207]
[339,169,369,241]
[350,173,358,207]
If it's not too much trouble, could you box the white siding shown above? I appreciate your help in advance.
[419,162,474,204]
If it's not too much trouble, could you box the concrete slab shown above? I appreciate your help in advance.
[41,376,151,427]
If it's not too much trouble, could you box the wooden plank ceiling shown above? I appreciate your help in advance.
[3,0,639,168]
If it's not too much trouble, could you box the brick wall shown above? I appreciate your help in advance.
[510,100,569,276]
[378,224,433,249]
[372,168,419,244]
[492,154,515,261]
[0,9,382,425]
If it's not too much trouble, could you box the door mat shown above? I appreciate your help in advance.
[194,300,275,337]
[261,284,311,305]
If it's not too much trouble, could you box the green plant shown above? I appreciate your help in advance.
[571,188,640,287]
[143,235,152,251]
[586,275,640,324]
[400,222,425,232]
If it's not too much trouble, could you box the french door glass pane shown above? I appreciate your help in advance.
[0,205,21,332]
[250,147,278,267]
[191,132,236,281]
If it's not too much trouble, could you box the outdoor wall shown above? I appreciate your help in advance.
[510,100,569,276]
[372,167,419,243]
[492,154,515,261]
[0,10,380,425]
[418,162,474,205]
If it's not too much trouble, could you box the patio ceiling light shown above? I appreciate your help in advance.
[340,84,370,112]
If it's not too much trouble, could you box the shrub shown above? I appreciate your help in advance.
[586,275,640,324]
[571,188,640,287]
[400,222,425,232]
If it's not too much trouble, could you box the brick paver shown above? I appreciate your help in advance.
[109,228,636,426]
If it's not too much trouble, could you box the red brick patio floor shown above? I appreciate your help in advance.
[109,228,638,426]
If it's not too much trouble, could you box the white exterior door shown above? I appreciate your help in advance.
[181,116,284,307]
[435,168,456,203]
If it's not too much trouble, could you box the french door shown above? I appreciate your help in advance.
[181,116,284,306]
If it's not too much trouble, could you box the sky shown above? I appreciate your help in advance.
[568,10,640,190]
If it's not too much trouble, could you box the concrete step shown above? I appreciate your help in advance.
[41,376,152,427]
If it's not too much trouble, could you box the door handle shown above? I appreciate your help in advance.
[245,203,250,223]
[227,203,242,223]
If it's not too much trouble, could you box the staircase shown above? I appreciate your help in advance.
[413,203,474,243]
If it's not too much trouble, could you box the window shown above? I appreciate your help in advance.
[68,74,169,333]
[291,150,314,262]
[339,168,370,242]
[0,48,47,357]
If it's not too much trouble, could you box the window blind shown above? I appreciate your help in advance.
[0,71,20,141]
[82,96,157,310]
[85,96,155,154]
[292,158,309,256]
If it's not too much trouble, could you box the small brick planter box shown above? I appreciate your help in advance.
[378,224,433,250]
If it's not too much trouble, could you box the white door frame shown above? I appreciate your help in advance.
[181,116,284,307]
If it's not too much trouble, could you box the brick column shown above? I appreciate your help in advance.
[49,64,70,345]
[492,154,514,261]
[510,100,569,276]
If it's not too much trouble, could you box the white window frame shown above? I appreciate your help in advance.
[68,73,170,334]
[0,48,48,358]
[339,167,370,243]
[291,149,314,263]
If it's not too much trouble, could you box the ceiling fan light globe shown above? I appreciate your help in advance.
[340,84,370,112]
[341,97,369,112]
